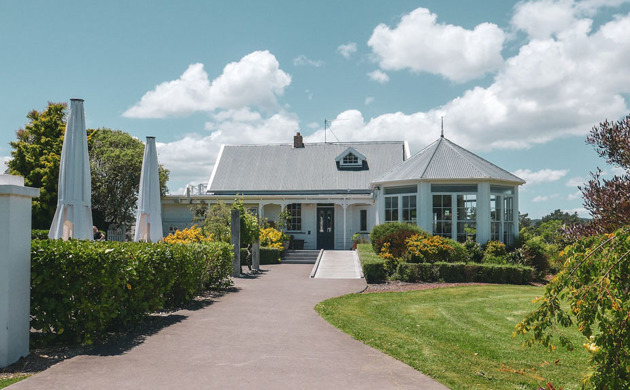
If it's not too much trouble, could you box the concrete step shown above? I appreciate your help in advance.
[282,250,320,264]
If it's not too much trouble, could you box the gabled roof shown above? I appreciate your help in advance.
[335,147,366,163]
[372,137,525,185]
[208,141,406,194]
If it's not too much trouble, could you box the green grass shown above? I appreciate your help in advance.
[316,285,591,390]
[0,375,30,388]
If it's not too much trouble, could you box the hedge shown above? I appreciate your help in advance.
[239,247,282,265]
[30,239,233,345]
[31,229,50,240]
[357,243,387,283]
[395,262,534,285]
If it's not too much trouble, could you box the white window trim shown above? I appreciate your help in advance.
[384,194,417,224]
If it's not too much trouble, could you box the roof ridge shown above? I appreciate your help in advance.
[445,138,524,182]
[441,138,491,178]
[419,138,443,179]
[373,138,439,182]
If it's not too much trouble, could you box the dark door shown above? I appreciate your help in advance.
[317,207,335,250]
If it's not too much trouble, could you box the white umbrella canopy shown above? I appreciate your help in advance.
[49,99,93,240]
[134,137,163,242]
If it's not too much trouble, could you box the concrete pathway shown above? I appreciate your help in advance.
[11,264,447,390]
[313,250,363,279]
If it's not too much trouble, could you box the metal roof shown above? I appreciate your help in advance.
[373,137,525,185]
[208,142,406,194]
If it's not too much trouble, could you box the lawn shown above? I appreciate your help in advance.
[316,285,591,389]
[0,375,29,388]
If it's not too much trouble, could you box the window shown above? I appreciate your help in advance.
[286,203,302,231]
[402,195,417,224]
[490,195,502,241]
[432,194,452,238]
[342,153,358,165]
[360,210,368,232]
[456,194,476,242]
[490,190,515,244]
[385,196,399,222]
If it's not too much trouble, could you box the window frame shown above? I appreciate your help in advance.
[286,203,302,232]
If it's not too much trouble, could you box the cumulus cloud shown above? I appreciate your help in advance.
[368,7,505,82]
[568,190,582,200]
[513,169,569,184]
[563,207,590,217]
[533,194,559,202]
[293,55,324,67]
[337,42,357,59]
[566,176,586,187]
[157,109,299,192]
[123,51,291,118]
[367,70,390,84]
[364,96,374,105]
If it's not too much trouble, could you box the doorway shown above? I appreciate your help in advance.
[317,206,334,250]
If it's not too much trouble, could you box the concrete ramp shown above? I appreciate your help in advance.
[313,250,363,279]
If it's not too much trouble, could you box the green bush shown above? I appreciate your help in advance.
[522,237,550,277]
[239,247,282,265]
[357,243,387,283]
[464,239,484,263]
[405,234,469,263]
[370,222,429,258]
[394,262,534,284]
[30,239,233,345]
[483,240,508,264]
[31,229,50,240]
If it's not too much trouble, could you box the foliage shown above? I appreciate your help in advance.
[316,286,590,389]
[405,234,467,263]
[370,222,429,257]
[163,225,213,244]
[275,209,291,232]
[259,227,284,250]
[357,243,387,283]
[31,229,50,240]
[521,236,551,277]
[199,199,259,246]
[239,247,282,265]
[483,240,508,264]
[30,239,232,345]
[394,262,534,285]
[378,242,401,274]
[541,209,582,225]
[569,115,630,237]
[516,226,630,388]
[88,128,169,229]
[8,102,67,229]
[464,239,484,263]
[352,232,369,244]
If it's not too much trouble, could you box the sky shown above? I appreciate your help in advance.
[2,0,630,219]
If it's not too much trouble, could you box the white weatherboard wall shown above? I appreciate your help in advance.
[0,174,39,368]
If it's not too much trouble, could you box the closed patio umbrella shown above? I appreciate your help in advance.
[134,136,163,242]
[49,98,93,240]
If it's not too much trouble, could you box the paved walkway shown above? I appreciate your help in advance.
[313,250,363,279]
[12,264,446,390]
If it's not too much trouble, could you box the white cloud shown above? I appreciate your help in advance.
[157,108,300,192]
[337,42,357,59]
[563,207,590,218]
[367,70,390,84]
[533,194,559,202]
[364,96,374,105]
[513,168,569,184]
[368,7,505,82]
[566,176,586,187]
[568,190,582,200]
[293,55,324,67]
[1,155,9,173]
[123,51,291,118]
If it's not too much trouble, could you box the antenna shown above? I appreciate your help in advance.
[324,119,329,143]
[441,116,444,138]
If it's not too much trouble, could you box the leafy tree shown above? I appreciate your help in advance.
[199,199,259,246]
[541,209,581,225]
[8,102,66,229]
[88,128,169,229]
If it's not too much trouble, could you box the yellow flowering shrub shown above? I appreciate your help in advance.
[405,234,455,263]
[163,225,213,244]
[259,227,284,250]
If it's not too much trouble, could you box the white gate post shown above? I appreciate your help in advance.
[231,209,241,277]
[0,174,39,368]
[252,242,260,272]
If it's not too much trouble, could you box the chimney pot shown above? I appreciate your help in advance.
[294,132,304,148]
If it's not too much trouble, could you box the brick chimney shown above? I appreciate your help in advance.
[293,132,304,148]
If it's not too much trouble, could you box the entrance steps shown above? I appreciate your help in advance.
[282,250,320,264]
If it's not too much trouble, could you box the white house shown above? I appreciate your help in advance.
[161,132,525,249]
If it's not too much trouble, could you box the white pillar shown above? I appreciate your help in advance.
[477,182,491,244]
[375,187,384,225]
[513,186,520,239]
[0,174,39,368]
[258,203,264,222]
[418,182,432,233]
[231,209,241,277]
[343,203,348,249]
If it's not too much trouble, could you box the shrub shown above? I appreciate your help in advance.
[464,239,484,263]
[163,225,213,244]
[259,227,284,250]
[30,239,232,345]
[393,262,534,284]
[521,237,550,277]
[370,222,429,258]
[357,243,387,283]
[31,229,50,240]
[405,234,469,263]
[239,247,282,265]
[483,240,508,264]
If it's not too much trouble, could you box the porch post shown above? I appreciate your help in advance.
[477,182,491,244]
[231,209,241,277]
[418,182,432,233]
[342,202,348,250]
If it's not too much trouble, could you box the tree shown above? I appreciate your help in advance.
[88,128,169,229]
[540,209,581,225]
[198,199,259,246]
[8,102,66,229]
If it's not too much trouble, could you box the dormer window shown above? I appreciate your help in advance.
[336,147,367,169]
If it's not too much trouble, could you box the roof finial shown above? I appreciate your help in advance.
[441,116,444,138]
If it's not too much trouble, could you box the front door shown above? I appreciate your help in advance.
[317,207,335,250]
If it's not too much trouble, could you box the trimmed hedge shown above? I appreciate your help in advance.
[370,223,429,257]
[31,229,50,240]
[30,239,233,345]
[395,262,534,285]
[239,247,282,265]
[357,243,387,283]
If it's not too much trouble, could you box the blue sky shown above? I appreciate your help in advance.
[2,0,630,218]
